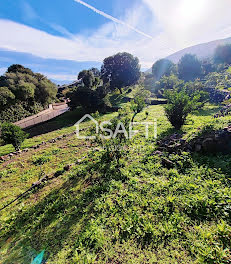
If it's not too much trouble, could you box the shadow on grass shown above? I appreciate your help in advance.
[193,105,221,117]
[191,152,231,180]
[0,155,123,263]
[157,127,182,141]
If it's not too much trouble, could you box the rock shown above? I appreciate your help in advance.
[152,150,163,156]
[161,158,174,169]
[0,156,6,161]
[180,139,186,144]
[202,138,216,152]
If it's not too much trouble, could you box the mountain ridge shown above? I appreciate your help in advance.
[146,36,231,73]
[167,36,231,63]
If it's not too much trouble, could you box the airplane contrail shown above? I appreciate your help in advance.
[74,0,154,39]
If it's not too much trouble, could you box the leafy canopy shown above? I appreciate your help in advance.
[101,52,141,94]
[214,44,231,65]
[152,59,175,80]
[164,89,202,130]
[178,54,202,81]
[1,122,28,151]
[0,65,57,122]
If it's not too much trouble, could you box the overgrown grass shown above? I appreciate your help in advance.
[0,104,230,263]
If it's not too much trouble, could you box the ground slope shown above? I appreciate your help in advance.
[0,105,230,264]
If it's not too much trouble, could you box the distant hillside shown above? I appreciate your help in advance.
[167,37,231,63]
[146,37,231,73]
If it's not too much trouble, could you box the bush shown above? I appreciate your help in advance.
[164,90,195,129]
[1,122,28,150]
[0,65,57,122]
[0,102,43,123]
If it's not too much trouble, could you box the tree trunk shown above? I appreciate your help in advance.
[118,88,123,94]
[131,113,137,123]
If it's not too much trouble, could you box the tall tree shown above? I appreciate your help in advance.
[78,69,100,89]
[214,44,231,65]
[101,52,141,94]
[178,54,202,81]
[0,65,57,122]
[152,59,175,80]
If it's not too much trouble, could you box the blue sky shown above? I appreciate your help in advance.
[0,0,231,83]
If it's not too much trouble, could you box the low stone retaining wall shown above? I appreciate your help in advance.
[157,125,231,154]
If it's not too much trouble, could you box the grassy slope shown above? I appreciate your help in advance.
[0,104,231,263]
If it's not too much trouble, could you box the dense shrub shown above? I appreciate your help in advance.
[0,102,43,123]
[164,90,196,129]
[178,54,202,81]
[1,122,28,150]
[0,65,57,122]
[214,44,231,65]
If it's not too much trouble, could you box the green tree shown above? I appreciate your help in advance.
[164,90,199,129]
[67,85,110,112]
[0,66,57,122]
[1,122,28,151]
[101,52,141,94]
[89,67,100,77]
[131,96,146,122]
[152,59,175,80]
[154,74,184,98]
[17,81,35,100]
[78,70,100,89]
[201,58,215,75]
[178,54,202,81]
[214,44,231,65]
[7,64,33,75]
[0,87,15,111]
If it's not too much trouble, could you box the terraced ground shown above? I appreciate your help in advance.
[0,104,230,264]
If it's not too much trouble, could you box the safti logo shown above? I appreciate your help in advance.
[75,114,157,140]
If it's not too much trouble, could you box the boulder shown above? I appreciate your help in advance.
[202,138,216,152]
[195,144,202,152]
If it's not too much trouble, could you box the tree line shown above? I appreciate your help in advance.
[0,64,57,123]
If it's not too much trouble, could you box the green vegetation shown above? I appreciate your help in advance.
[214,44,231,65]
[1,122,28,151]
[101,52,141,94]
[178,54,203,81]
[131,96,146,122]
[0,64,57,123]
[0,104,230,263]
[1,45,231,264]
[152,59,176,80]
[164,90,198,129]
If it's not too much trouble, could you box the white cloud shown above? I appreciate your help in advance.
[142,0,231,48]
[0,67,7,75]
[0,0,231,69]
[42,72,76,81]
